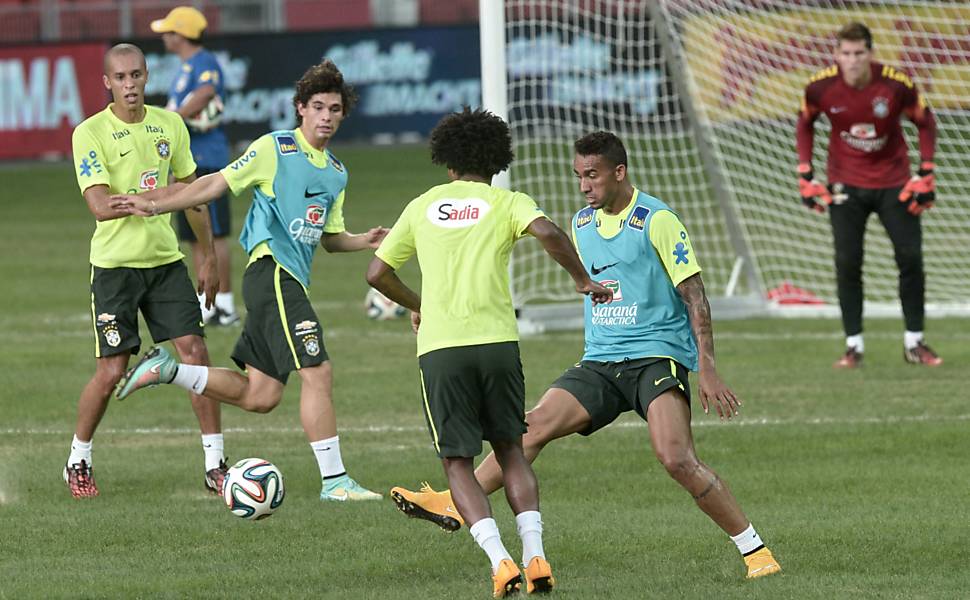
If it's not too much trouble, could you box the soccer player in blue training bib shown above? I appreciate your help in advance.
[111,60,386,503]
[367,109,612,597]
[153,6,238,325]
[390,132,782,581]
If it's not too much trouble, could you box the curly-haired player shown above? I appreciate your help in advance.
[110,60,386,502]
[366,108,612,597]
[385,130,782,583]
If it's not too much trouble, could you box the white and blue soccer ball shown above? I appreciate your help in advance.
[364,287,407,320]
[222,458,285,520]
[183,92,224,132]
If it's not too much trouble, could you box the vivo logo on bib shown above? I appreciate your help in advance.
[427,198,490,228]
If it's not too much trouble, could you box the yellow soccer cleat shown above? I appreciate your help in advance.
[389,482,464,532]
[492,559,523,598]
[523,556,555,594]
[744,547,781,579]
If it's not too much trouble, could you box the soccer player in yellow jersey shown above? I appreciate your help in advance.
[65,43,226,498]
[389,132,782,581]
[366,108,612,597]
[112,61,385,502]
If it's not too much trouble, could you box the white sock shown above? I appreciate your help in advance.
[199,293,216,321]
[904,330,924,350]
[215,292,236,314]
[730,523,765,556]
[310,436,346,479]
[515,510,545,565]
[201,434,225,471]
[846,334,864,353]
[469,517,513,572]
[68,435,92,466]
[171,364,209,394]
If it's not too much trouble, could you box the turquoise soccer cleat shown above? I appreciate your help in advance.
[320,474,383,502]
[115,346,177,400]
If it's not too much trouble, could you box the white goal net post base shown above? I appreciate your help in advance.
[483,1,970,331]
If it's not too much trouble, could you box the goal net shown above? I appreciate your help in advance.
[491,0,970,326]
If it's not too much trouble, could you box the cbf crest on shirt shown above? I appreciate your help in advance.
[233,131,348,288]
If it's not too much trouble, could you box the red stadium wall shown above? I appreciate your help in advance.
[0,42,108,160]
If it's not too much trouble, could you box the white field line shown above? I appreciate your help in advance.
[7,310,970,341]
[10,312,970,341]
[4,413,970,437]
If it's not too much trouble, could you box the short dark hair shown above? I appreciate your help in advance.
[103,43,146,75]
[574,131,628,169]
[429,107,514,179]
[293,60,358,125]
[837,22,873,50]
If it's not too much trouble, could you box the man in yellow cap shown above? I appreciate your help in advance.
[152,6,238,327]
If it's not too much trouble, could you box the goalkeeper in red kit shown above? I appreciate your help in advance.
[795,22,941,368]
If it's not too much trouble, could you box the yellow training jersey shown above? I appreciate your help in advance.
[72,104,196,268]
[376,180,545,356]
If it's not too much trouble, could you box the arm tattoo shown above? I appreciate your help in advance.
[678,274,715,367]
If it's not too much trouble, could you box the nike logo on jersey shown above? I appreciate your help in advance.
[304,188,326,198]
[591,261,619,275]
[120,149,132,157]
[654,376,671,386]
[830,106,847,114]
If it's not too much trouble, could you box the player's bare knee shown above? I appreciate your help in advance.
[656,449,697,480]
[245,395,280,413]
[174,337,208,366]
[298,362,332,388]
[523,407,561,448]
[522,417,550,449]
[96,361,126,389]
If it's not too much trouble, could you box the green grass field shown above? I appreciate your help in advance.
[1,148,968,599]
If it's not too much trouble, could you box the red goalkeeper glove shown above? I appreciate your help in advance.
[797,163,831,213]
[899,162,935,216]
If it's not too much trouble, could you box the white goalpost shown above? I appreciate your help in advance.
[481,0,970,331]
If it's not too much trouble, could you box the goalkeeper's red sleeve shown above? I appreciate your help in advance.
[795,108,817,165]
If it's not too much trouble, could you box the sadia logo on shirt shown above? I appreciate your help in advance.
[427,198,490,229]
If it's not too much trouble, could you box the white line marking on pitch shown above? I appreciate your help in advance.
[4,413,969,436]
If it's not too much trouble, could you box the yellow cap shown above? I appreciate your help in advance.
[150,6,207,40]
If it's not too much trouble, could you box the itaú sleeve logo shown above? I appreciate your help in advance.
[426,198,491,228]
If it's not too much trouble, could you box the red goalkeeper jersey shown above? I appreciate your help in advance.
[795,61,935,189]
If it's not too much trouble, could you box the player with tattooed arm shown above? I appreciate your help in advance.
[390,131,781,581]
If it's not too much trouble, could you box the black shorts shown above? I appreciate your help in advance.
[90,260,204,358]
[551,357,691,435]
[176,167,231,240]
[231,257,328,384]
[417,342,526,459]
